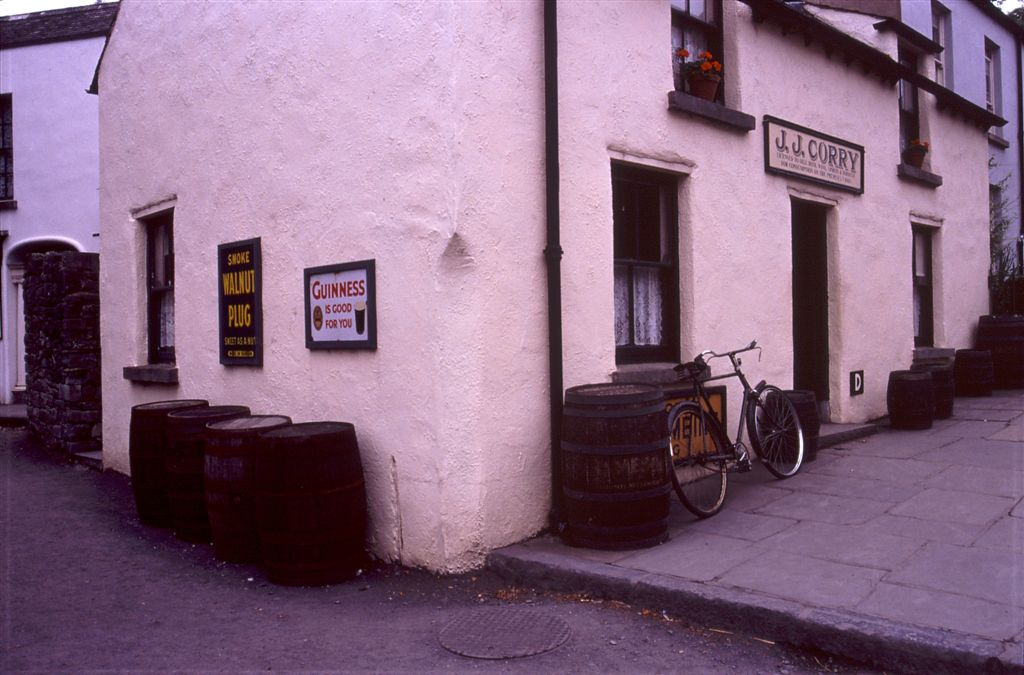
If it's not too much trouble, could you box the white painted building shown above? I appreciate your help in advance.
[0,3,117,404]
[96,0,1004,572]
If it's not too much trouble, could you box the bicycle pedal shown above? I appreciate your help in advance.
[736,455,752,472]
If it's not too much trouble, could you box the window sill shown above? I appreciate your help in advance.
[897,163,942,188]
[988,132,1010,149]
[0,199,17,211]
[611,363,681,385]
[667,91,756,132]
[123,364,179,384]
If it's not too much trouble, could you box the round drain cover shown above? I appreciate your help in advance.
[438,607,571,659]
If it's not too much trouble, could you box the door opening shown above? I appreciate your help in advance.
[791,201,830,419]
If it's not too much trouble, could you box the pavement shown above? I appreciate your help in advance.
[489,390,1024,674]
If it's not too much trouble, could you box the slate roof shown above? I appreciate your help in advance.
[1,2,119,50]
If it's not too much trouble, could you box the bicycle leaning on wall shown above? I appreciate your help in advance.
[667,340,804,518]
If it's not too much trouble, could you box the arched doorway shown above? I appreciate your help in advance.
[5,239,78,403]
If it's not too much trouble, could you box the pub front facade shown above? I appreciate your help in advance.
[96,0,1003,572]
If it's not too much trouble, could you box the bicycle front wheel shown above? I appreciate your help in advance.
[747,384,804,478]
[668,402,728,518]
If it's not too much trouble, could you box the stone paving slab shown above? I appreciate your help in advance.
[885,542,1024,607]
[756,491,894,525]
[757,521,924,570]
[857,583,1023,641]
[889,487,1017,526]
[809,454,945,484]
[924,464,1024,498]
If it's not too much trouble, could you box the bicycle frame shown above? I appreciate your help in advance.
[685,344,765,463]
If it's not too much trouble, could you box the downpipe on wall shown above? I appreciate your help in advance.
[543,0,565,533]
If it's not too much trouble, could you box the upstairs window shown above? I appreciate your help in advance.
[898,46,921,154]
[671,0,723,100]
[144,210,175,364]
[931,2,951,87]
[985,39,1000,115]
[613,165,679,364]
[0,95,12,201]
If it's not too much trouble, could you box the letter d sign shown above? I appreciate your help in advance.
[850,370,864,396]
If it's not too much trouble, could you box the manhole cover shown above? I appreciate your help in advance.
[438,607,571,659]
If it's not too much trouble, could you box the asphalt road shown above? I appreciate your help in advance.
[0,428,881,673]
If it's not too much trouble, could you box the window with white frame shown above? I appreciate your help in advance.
[931,2,951,87]
[985,39,1000,115]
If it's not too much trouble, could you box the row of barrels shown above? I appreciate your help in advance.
[887,348,999,430]
[129,400,367,586]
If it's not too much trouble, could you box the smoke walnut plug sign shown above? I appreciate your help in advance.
[304,259,376,350]
[218,238,263,366]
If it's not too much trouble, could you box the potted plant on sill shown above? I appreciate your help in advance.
[675,48,722,101]
[902,139,930,168]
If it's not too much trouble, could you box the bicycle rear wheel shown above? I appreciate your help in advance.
[668,402,728,518]
[747,384,804,478]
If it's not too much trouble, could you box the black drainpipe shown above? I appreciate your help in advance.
[1016,41,1023,271]
[543,0,565,532]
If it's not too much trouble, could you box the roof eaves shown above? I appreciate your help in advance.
[739,0,1006,130]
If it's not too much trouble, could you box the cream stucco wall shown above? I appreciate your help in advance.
[554,1,990,429]
[99,0,549,572]
[100,0,994,571]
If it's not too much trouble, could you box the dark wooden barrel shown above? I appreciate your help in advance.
[887,370,934,430]
[205,414,292,563]
[975,315,1024,389]
[910,363,955,419]
[165,405,250,543]
[784,390,820,462]
[954,349,994,397]
[252,422,368,586]
[129,399,209,527]
[560,383,670,550]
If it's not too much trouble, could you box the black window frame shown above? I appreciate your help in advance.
[612,164,680,365]
[898,46,921,154]
[671,0,724,103]
[1,94,13,201]
[144,210,175,364]
[912,226,934,348]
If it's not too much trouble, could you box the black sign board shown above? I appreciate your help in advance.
[304,259,377,350]
[218,238,262,366]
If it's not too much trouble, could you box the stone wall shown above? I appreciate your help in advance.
[24,252,101,455]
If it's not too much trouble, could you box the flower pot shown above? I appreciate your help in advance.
[903,146,927,168]
[687,73,720,101]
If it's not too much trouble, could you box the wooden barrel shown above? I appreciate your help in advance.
[560,383,670,550]
[205,415,292,563]
[252,422,368,586]
[975,315,1024,389]
[165,405,250,543]
[910,363,955,419]
[129,399,209,527]
[954,349,994,397]
[887,370,934,430]
[784,390,820,461]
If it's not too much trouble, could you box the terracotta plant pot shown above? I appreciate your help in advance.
[903,146,927,168]
[687,73,720,101]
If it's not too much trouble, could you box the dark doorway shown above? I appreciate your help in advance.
[791,201,829,413]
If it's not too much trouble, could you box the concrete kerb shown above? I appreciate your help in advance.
[487,542,1019,675]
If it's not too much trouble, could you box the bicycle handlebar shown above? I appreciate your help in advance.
[694,340,761,366]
